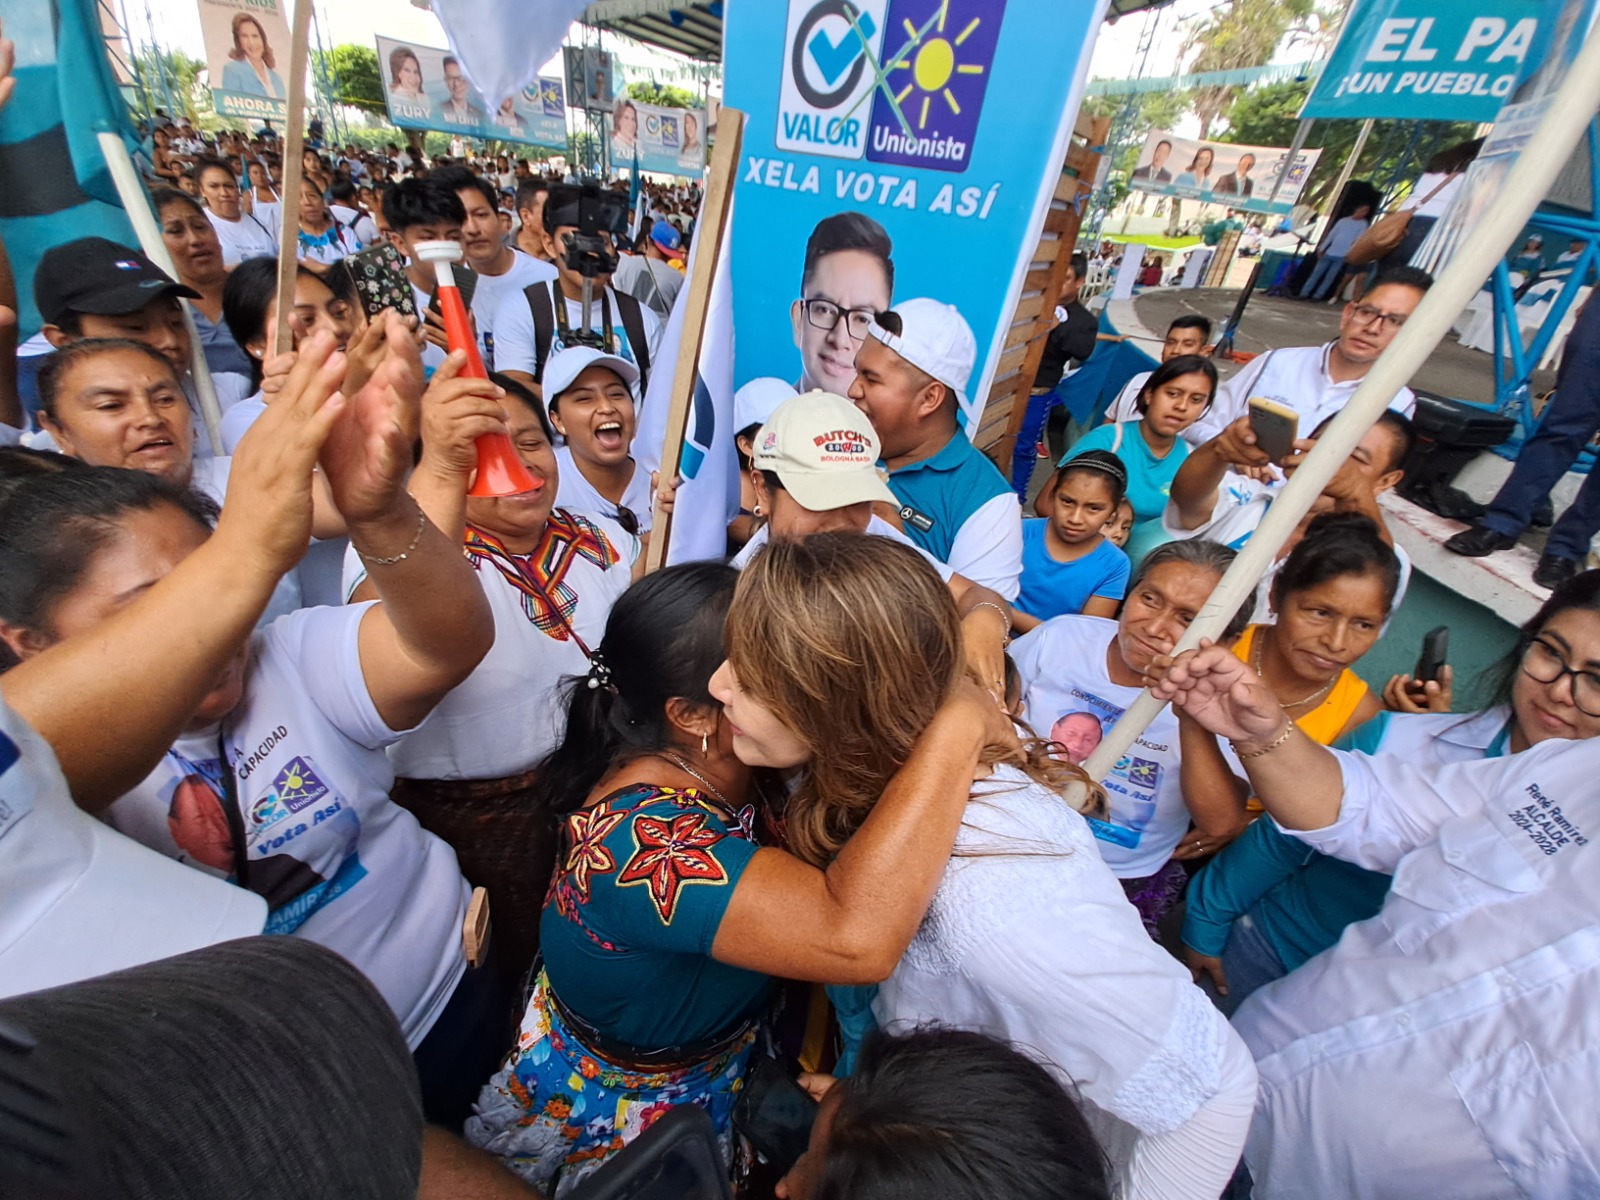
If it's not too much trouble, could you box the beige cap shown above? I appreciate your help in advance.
[752,390,897,513]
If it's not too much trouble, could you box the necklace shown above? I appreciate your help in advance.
[657,750,735,813]
[1251,628,1336,711]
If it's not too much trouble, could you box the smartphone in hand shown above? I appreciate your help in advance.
[343,243,418,321]
[1413,625,1449,684]
[1247,397,1299,464]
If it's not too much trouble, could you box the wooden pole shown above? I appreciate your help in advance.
[97,131,225,455]
[273,0,314,355]
[643,107,744,574]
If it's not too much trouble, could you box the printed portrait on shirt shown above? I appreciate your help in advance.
[1050,710,1105,765]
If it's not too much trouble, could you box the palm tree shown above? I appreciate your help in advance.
[1179,0,1323,139]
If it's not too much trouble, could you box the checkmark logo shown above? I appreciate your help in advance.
[808,11,877,85]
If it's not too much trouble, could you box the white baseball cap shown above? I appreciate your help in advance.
[542,345,640,402]
[867,297,977,416]
[0,699,266,1001]
[753,391,897,512]
[734,377,798,434]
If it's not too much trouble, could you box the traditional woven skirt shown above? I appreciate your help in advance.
[466,970,755,1196]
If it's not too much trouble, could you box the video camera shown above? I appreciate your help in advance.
[546,183,627,348]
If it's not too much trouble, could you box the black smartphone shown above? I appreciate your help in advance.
[730,1056,818,1175]
[1247,397,1299,464]
[428,262,478,316]
[1414,625,1450,683]
[565,1104,732,1200]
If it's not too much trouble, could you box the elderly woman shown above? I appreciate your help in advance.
[1009,538,1256,931]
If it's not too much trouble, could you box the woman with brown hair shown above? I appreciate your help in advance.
[468,536,1010,1195]
[714,535,1258,1200]
[220,13,285,100]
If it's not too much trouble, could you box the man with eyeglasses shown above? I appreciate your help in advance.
[1445,296,1600,589]
[790,212,894,397]
[1184,266,1432,449]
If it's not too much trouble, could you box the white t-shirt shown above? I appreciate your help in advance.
[1011,614,1232,878]
[612,253,683,318]
[1187,343,1417,447]
[207,208,279,267]
[730,516,955,582]
[1162,469,1277,551]
[220,393,266,454]
[105,604,469,1048]
[342,511,638,781]
[1104,370,1152,425]
[472,249,558,372]
[489,282,664,398]
[876,765,1251,1147]
[553,445,654,532]
[328,204,378,252]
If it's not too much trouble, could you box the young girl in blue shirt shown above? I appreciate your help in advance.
[1012,450,1131,632]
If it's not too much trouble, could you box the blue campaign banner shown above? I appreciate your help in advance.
[723,0,1108,429]
[376,35,568,150]
[1301,0,1545,121]
[607,98,707,177]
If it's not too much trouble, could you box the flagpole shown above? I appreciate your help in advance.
[643,107,744,574]
[96,131,224,455]
[273,0,314,355]
[1075,25,1600,795]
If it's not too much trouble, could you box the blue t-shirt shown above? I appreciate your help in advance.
[1068,421,1189,565]
[1015,519,1129,621]
[541,784,772,1050]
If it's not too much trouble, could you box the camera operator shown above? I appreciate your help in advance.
[489,184,662,399]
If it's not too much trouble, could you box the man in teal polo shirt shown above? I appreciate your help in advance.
[849,298,1023,599]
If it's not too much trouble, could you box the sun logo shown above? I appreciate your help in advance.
[887,7,987,132]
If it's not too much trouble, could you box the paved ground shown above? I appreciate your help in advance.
[1129,288,1558,405]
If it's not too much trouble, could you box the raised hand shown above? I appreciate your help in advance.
[0,21,15,112]
[318,319,423,526]
[1384,665,1453,714]
[220,331,349,581]
[1149,642,1284,746]
[416,350,510,488]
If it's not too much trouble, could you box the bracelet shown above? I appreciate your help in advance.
[354,506,427,567]
[1233,722,1296,761]
[967,601,1012,635]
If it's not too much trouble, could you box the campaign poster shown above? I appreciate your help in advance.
[1301,0,1545,122]
[377,36,568,150]
[1414,0,1598,275]
[608,97,707,176]
[564,45,615,114]
[1126,132,1321,217]
[199,0,292,121]
[724,0,1109,432]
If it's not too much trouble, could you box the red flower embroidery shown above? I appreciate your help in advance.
[564,803,628,902]
[617,811,728,923]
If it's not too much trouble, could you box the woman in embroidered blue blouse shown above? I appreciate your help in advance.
[467,553,1008,1195]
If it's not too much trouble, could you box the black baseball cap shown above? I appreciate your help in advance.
[33,238,200,327]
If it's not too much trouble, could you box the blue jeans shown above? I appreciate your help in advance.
[1195,910,1286,1018]
[1481,297,1600,560]
[1010,386,1057,500]
[1299,253,1346,300]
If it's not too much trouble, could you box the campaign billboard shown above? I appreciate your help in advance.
[564,46,615,114]
[723,0,1108,431]
[1302,0,1546,122]
[607,97,707,176]
[199,0,291,121]
[1126,132,1322,217]
[377,36,568,150]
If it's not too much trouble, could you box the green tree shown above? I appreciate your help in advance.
[1179,0,1320,138]
[623,81,700,109]
[316,44,386,116]
[133,49,206,121]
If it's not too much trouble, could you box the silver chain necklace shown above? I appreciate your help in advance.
[657,751,734,813]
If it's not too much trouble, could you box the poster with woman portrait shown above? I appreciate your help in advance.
[1126,131,1321,217]
[199,0,292,121]
[606,97,707,177]
[375,35,568,150]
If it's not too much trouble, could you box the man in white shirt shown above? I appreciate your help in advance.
[611,220,685,318]
[1299,203,1371,300]
[849,298,1023,598]
[1184,265,1432,447]
[513,178,553,264]
[382,178,470,372]
[429,166,558,370]
[490,184,663,398]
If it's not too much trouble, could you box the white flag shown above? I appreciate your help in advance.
[427,0,585,112]
[636,213,738,566]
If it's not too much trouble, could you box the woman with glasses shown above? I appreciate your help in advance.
[1180,569,1600,1018]
[790,211,894,397]
[345,363,640,1006]
[544,346,654,534]
[1151,585,1600,1198]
